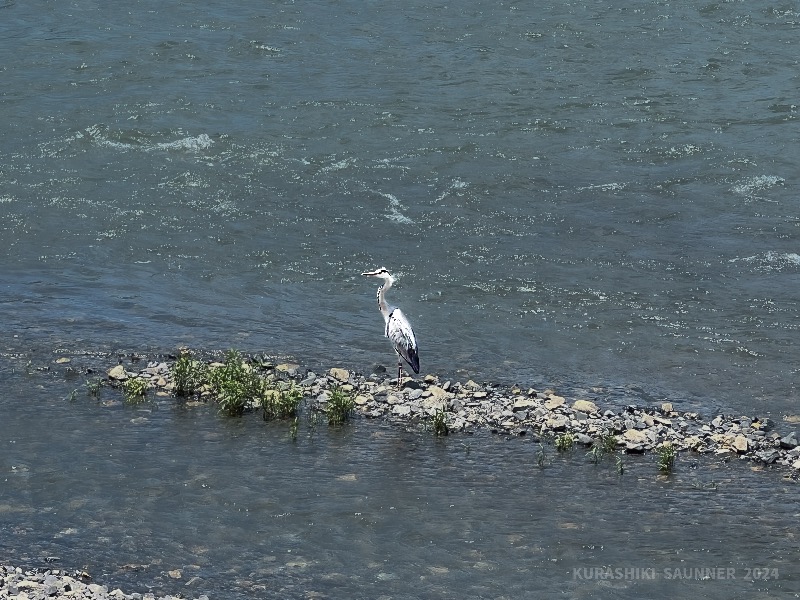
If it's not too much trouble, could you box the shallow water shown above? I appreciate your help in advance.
[1,362,797,599]
[2,0,800,596]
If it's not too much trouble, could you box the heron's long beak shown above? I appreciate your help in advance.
[361,269,382,277]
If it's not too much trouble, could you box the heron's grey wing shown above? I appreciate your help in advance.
[386,308,420,374]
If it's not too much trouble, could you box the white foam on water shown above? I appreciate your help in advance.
[377,191,414,224]
[730,251,800,271]
[73,126,213,154]
[731,175,785,198]
[319,157,356,174]
[577,182,628,192]
[153,133,213,152]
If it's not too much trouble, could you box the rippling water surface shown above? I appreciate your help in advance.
[2,0,799,596]
[1,362,798,599]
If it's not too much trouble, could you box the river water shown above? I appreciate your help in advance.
[1,0,799,597]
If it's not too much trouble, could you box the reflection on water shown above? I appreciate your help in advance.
[0,361,796,599]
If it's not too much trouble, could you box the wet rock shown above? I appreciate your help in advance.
[426,385,449,399]
[544,395,565,410]
[623,429,647,445]
[329,368,349,382]
[546,415,568,431]
[108,365,127,380]
[392,405,411,417]
[779,432,798,449]
[572,399,598,414]
[756,450,781,464]
[733,435,749,454]
[275,363,299,377]
[513,399,537,411]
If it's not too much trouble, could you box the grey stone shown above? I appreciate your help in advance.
[401,379,423,390]
[779,432,798,449]
[407,389,424,400]
[756,450,781,464]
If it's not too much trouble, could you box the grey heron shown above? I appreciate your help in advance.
[361,267,420,384]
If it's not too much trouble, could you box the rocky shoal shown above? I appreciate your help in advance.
[105,357,800,476]
[0,565,207,600]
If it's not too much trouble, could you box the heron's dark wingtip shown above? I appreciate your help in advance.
[408,349,420,374]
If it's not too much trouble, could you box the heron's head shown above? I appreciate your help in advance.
[361,267,391,279]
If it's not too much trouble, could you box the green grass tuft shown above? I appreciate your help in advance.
[207,350,264,416]
[86,378,103,398]
[657,443,677,473]
[601,432,618,454]
[122,377,149,403]
[326,386,355,426]
[555,432,575,452]
[261,383,304,421]
[430,406,449,437]
[172,351,207,397]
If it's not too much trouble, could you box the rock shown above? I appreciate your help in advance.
[329,368,349,382]
[354,395,371,406]
[426,385,449,398]
[392,405,411,417]
[779,432,798,449]
[661,402,673,413]
[625,442,646,454]
[544,396,565,410]
[472,391,488,399]
[576,433,594,446]
[402,378,423,390]
[422,396,446,411]
[275,363,299,376]
[407,389,424,400]
[682,436,703,450]
[107,365,127,380]
[793,459,800,470]
[572,399,598,414]
[513,399,537,411]
[546,415,569,430]
[756,450,781,464]
[623,429,648,445]
[733,435,749,453]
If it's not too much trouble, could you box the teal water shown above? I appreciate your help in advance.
[1,1,799,596]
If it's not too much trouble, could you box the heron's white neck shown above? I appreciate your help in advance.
[376,274,395,322]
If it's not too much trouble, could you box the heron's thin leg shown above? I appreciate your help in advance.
[397,359,403,389]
